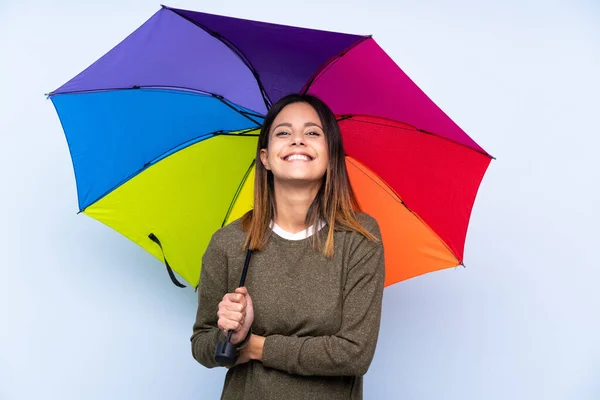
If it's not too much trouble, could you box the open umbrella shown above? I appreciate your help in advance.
[48,5,492,289]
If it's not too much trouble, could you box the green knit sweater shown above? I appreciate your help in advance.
[191,213,385,399]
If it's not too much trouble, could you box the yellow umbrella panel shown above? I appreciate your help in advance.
[83,132,258,287]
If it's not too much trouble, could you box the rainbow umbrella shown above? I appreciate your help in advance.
[48,6,492,288]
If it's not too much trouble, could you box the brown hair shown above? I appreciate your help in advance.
[241,93,377,256]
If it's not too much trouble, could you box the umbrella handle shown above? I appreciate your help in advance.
[214,247,253,366]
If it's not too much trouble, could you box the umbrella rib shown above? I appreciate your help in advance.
[47,86,266,126]
[300,35,372,95]
[221,159,256,228]
[346,157,405,206]
[212,94,263,126]
[79,130,257,212]
[165,7,273,111]
[213,127,259,136]
[339,114,494,159]
[47,85,221,98]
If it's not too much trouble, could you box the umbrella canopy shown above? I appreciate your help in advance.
[49,5,492,288]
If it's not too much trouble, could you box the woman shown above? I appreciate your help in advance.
[191,93,385,399]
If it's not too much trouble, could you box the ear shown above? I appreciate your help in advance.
[259,148,271,170]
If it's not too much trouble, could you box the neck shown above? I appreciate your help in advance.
[272,181,321,234]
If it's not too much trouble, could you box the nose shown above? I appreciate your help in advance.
[291,131,305,146]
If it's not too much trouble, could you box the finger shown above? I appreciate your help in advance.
[222,310,244,323]
[219,298,240,310]
[220,301,236,316]
[236,287,252,307]
[225,293,245,304]
[218,305,245,326]
[218,319,242,333]
[224,302,244,313]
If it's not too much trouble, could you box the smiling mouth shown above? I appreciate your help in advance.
[283,154,313,161]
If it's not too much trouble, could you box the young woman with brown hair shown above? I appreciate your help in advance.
[191,93,385,399]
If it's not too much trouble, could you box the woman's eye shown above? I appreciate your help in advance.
[275,131,289,136]
[307,131,320,136]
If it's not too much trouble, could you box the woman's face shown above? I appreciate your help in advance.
[260,102,329,186]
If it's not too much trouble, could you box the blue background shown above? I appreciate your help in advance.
[1,0,598,398]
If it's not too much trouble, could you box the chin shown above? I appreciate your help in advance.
[286,175,317,182]
[276,173,324,185]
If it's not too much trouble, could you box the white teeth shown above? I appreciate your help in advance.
[286,154,310,161]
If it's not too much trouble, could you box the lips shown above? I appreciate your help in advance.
[283,153,313,161]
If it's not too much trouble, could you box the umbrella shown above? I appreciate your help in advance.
[48,5,492,289]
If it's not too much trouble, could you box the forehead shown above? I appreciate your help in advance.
[272,102,321,126]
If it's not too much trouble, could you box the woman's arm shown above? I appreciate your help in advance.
[190,234,229,368]
[253,240,385,376]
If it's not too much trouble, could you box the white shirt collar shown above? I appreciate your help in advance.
[270,219,326,240]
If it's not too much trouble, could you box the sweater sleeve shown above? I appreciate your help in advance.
[262,235,385,376]
[190,234,229,368]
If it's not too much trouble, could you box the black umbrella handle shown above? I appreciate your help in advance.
[214,247,253,366]
[237,246,252,287]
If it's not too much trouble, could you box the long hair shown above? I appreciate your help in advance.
[241,93,377,256]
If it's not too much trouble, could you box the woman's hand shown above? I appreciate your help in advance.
[233,334,265,366]
[217,287,254,344]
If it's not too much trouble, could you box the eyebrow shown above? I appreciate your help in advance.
[272,122,323,131]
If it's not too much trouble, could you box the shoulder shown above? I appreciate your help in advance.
[206,218,247,254]
[342,213,385,274]
[337,212,383,259]
[355,212,382,239]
